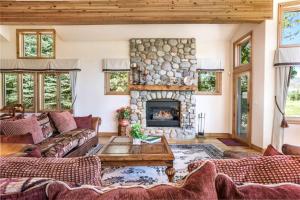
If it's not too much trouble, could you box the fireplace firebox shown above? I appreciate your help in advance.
[146,99,180,127]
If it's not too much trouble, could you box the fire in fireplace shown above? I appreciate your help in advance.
[146,99,180,127]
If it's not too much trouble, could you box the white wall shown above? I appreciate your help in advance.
[0,25,233,134]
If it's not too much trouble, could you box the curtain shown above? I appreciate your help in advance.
[69,71,78,115]
[196,58,224,71]
[102,58,130,72]
[271,66,291,150]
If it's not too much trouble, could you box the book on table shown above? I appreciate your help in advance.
[142,136,161,144]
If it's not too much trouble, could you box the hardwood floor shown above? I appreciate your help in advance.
[98,134,261,154]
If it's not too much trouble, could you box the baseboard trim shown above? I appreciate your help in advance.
[98,132,118,137]
[204,133,231,138]
[250,143,264,153]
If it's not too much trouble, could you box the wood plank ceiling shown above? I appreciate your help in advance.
[0,0,273,25]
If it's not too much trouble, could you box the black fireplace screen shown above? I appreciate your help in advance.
[146,99,180,127]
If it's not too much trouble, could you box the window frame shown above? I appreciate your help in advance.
[104,71,130,95]
[16,29,56,59]
[196,70,222,95]
[38,72,73,112]
[1,72,72,113]
[233,32,252,71]
[278,1,300,48]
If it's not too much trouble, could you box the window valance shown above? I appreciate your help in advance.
[196,58,224,71]
[274,47,300,67]
[0,59,81,72]
[102,58,130,72]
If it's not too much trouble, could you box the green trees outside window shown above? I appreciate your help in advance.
[197,71,222,95]
[22,74,35,110]
[239,41,251,65]
[17,29,55,58]
[4,73,18,106]
[286,67,300,117]
[2,72,72,112]
[43,74,58,110]
[105,72,129,95]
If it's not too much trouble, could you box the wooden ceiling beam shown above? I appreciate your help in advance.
[0,0,273,25]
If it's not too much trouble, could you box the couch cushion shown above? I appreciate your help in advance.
[0,156,102,186]
[74,115,93,129]
[49,111,77,133]
[0,115,44,144]
[37,129,97,157]
[0,177,52,200]
[188,155,300,185]
[37,113,55,138]
[282,144,300,155]
[46,161,218,200]
[215,173,300,200]
[0,133,34,144]
[263,144,283,156]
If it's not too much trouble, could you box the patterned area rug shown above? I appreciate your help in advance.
[100,144,223,186]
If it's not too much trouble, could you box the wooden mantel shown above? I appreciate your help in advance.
[129,85,197,91]
[0,0,273,25]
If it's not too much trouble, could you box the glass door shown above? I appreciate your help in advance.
[233,72,251,143]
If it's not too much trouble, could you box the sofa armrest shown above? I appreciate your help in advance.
[282,144,300,155]
[91,117,101,133]
[0,133,34,144]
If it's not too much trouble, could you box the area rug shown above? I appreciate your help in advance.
[217,138,247,146]
[100,144,223,186]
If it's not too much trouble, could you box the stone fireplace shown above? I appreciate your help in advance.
[129,38,197,139]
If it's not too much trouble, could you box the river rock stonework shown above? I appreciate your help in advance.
[130,38,197,139]
[130,38,197,85]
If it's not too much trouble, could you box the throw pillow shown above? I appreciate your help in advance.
[263,144,283,156]
[282,144,300,155]
[37,113,54,138]
[215,173,300,200]
[0,156,101,186]
[49,111,77,133]
[74,115,93,129]
[0,115,44,144]
[46,161,218,200]
[0,177,51,200]
[23,146,42,158]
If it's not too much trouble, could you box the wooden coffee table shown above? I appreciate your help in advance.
[98,136,176,182]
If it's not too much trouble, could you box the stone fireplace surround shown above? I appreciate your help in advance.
[129,38,197,139]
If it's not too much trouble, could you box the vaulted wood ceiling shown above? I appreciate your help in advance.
[0,0,273,25]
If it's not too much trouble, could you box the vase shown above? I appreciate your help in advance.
[119,119,129,127]
[132,138,141,145]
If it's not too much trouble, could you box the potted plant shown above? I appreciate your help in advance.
[116,106,131,126]
[130,123,145,145]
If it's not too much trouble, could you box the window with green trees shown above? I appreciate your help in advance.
[41,73,72,111]
[279,3,300,47]
[286,67,300,117]
[2,73,72,112]
[105,72,129,95]
[234,33,252,68]
[197,71,222,95]
[17,29,55,58]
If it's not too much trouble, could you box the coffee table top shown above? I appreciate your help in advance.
[98,136,174,162]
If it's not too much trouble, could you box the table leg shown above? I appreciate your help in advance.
[165,166,176,182]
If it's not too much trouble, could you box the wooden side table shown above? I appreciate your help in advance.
[118,125,130,136]
[0,143,28,157]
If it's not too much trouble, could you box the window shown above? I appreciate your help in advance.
[234,33,252,68]
[105,72,129,95]
[1,72,72,112]
[286,67,300,118]
[17,29,55,58]
[278,2,300,47]
[196,71,222,95]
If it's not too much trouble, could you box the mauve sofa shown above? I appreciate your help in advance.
[1,159,300,200]
[0,114,101,158]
